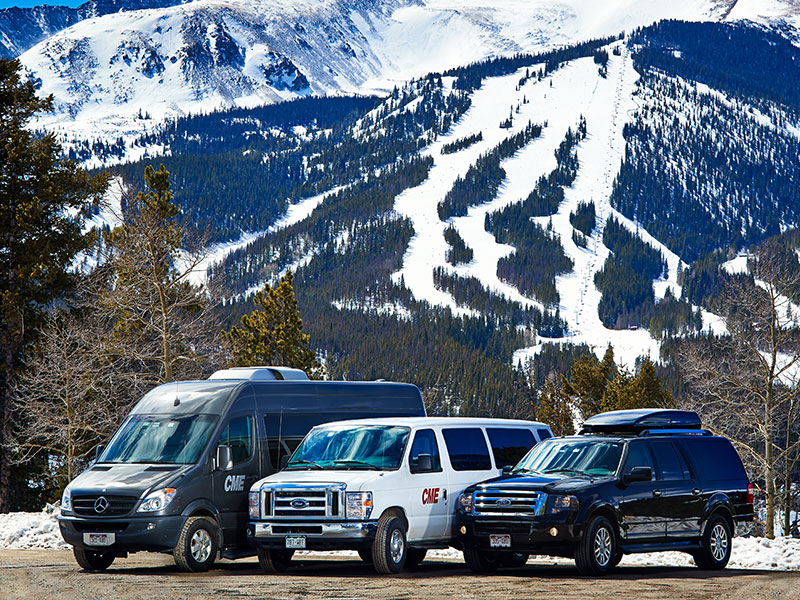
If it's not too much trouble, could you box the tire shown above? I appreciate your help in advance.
[500,552,529,568]
[357,548,373,563]
[372,515,407,574]
[609,549,623,568]
[693,514,732,570]
[405,548,427,568]
[73,546,115,571]
[575,515,617,576]
[257,547,294,572]
[463,548,500,573]
[173,516,219,573]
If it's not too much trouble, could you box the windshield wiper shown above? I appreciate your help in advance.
[543,468,586,476]
[332,460,381,471]
[286,459,323,470]
[513,468,542,475]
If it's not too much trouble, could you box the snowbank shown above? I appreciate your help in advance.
[2,507,797,571]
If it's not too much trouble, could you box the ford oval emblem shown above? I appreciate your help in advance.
[496,498,512,507]
[290,498,309,509]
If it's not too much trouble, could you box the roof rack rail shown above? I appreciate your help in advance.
[638,428,711,437]
[580,409,702,435]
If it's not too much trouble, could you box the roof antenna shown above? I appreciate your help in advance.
[174,378,180,407]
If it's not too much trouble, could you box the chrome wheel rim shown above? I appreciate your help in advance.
[190,528,212,563]
[389,529,405,564]
[710,523,728,562]
[593,526,612,567]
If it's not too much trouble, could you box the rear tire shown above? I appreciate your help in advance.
[173,516,218,573]
[257,547,294,572]
[73,546,115,571]
[575,516,616,576]
[500,552,529,568]
[693,514,732,570]
[405,548,427,568]
[463,548,500,573]
[372,515,407,574]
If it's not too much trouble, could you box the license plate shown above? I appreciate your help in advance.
[285,535,306,549]
[489,534,511,548]
[83,532,115,547]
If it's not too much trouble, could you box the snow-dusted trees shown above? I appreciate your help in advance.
[680,240,800,538]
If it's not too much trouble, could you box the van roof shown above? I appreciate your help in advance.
[308,416,551,429]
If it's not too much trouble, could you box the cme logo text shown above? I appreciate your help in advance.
[422,487,440,505]
[224,474,246,492]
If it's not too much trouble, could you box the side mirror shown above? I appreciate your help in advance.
[502,465,514,475]
[279,455,290,471]
[411,454,434,473]
[94,445,105,461]
[216,445,233,471]
[623,466,652,484]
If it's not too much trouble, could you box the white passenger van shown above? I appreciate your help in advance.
[247,417,552,573]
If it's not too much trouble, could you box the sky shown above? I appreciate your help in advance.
[0,1,84,8]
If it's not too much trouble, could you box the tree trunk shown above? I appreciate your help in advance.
[0,343,16,513]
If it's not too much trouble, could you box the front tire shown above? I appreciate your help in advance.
[173,516,218,573]
[575,515,617,576]
[357,548,373,563]
[405,548,427,568]
[501,552,529,568]
[257,547,294,572]
[73,546,115,571]
[372,515,407,574]
[693,514,732,570]
[463,548,500,573]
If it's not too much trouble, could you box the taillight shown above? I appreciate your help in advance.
[746,482,754,504]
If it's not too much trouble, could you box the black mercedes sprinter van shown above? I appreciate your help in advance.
[58,367,425,572]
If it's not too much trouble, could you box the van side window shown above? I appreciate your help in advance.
[442,428,492,471]
[537,428,552,440]
[651,441,685,481]
[409,429,442,473]
[486,428,536,469]
[218,416,253,464]
[625,441,654,474]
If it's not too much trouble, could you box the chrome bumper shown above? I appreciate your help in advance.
[251,521,379,540]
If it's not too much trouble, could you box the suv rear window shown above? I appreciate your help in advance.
[680,438,747,481]
[442,428,493,471]
[486,428,536,469]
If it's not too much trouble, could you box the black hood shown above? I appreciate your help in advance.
[473,472,611,494]
[68,463,190,497]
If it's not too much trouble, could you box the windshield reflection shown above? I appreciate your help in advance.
[287,425,410,471]
[514,439,623,477]
[100,415,218,464]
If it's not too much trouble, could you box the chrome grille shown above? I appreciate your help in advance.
[474,489,547,516]
[260,484,344,519]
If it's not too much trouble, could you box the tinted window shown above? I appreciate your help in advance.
[651,441,684,481]
[442,428,493,471]
[487,428,536,469]
[681,438,747,482]
[100,415,217,464]
[409,429,442,473]
[625,441,655,474]
[218,416,253,464]
[537,428,553,440]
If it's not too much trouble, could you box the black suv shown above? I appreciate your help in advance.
[454,409,754,575]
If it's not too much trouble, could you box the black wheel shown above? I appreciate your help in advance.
[500,552,529,568]
[575,515,617,576]
[257,547,294,572]
[693,514,732,570]
[372,515,407,574]
[357,548,373,563]
[463,548,500,573]
[609,549,623,568]
[405,548,427,568]
[173,516,218,572]
[73,546,115,571]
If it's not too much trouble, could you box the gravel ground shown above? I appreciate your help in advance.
[2,550,799,600]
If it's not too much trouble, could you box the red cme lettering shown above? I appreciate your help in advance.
[422,488,440,504]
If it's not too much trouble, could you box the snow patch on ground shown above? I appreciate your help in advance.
[0,506,68,551]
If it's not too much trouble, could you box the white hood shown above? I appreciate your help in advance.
[251,468,389,493]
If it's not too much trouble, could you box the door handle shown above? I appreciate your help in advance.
[652,489,662,497]
[443,489,448,502]
[692,488,701,496]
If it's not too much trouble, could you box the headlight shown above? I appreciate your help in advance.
[549,495,578,513]
[249,491,260,519]
[61,487,72,513]
[456,491,474,513]
[345,492,373,520]
[137,488,177,512]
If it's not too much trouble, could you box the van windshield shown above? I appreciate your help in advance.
[287,425,410,471]
[99,415,218,464]
[514,439,623,477]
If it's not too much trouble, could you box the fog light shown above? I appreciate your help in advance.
[460,525,467,535]
[549,527,558,537]
[146,522,157,530]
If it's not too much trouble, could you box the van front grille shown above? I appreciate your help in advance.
[259,485,345,520]
[72,495,138,517]
[473,489,547,516]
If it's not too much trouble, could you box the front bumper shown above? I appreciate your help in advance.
[248,520,378,550]
[455,513,581,554]
[58,514,185,553]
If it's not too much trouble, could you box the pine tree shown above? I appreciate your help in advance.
[0,58,108,511]
[536,372,575,436]
[563,346,616,419]
[225,271,323,378]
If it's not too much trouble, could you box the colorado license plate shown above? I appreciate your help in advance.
[489,534,511,548]
[83,532,115,546]
[285,535,306,549]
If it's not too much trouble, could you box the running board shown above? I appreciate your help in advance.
[619,540,701,554]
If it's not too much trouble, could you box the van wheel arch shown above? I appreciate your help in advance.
[378,507,408,531]
[186,510,223,551]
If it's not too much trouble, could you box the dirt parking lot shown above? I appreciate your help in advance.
[2,550,799,600]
